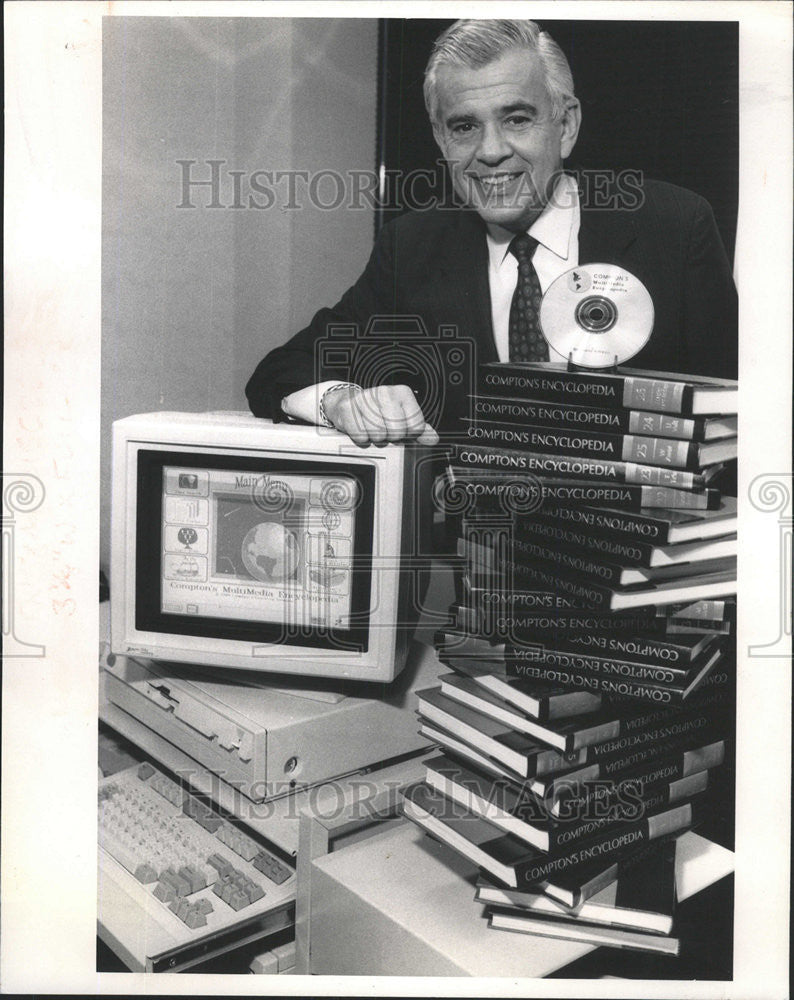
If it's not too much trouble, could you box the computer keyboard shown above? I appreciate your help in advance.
[98,762,295,970]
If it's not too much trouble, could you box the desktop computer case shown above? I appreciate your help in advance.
[103,645,438,802]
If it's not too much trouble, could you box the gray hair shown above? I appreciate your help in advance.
[424,19,576,127]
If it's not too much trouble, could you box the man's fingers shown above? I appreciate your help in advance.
[351,389,390,443]
[374,386,425,441]
[393,392,438,445]
[324,388,373,446]
[324,383,437,446]
[415,423,440,446]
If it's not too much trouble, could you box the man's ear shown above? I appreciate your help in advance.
[560,99,581,159]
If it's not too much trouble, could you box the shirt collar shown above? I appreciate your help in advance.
[486,174,579,269]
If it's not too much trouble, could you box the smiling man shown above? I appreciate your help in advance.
[428,35,580,233]
[246,19,737,444]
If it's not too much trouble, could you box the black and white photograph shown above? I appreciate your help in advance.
[2,1,791,994]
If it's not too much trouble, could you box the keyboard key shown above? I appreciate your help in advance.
[182,796,199,818]
[163,868,193,897]
[252,852,273,874]
[100,765,290,941]
[198,814,224,833]
[267,863,292,886]
[185,908,208,929]
[217,824,261,862]
[251,850,292,884]
[153,881,177,904]
[179,865,206,893]
[246,883,265,904]
[134,863,158,884]
[227,889,251,911]
[207,853,234,878]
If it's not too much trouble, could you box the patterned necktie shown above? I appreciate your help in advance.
[508,234,548,362]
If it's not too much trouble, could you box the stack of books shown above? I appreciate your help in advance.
[403,362,737,955]
[444,361,738,706]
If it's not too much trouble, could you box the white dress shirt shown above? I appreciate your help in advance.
[486,173,580,362]
[282,174,581,423]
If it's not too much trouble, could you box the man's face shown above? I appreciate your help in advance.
[432,48,580,232]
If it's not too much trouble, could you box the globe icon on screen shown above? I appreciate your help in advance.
[241,522,300,582]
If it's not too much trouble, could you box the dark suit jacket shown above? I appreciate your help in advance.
[246,178,737,431]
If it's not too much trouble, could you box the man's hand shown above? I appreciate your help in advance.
[322,384,439,447]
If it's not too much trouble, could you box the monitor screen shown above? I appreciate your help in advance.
[111,413,420,680]
[134,449,375,652]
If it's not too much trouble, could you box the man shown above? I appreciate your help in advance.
[246,19,737,445]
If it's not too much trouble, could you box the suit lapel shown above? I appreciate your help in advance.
[426,192,639,364]
[578,187,638,265]
[433,211,499,364]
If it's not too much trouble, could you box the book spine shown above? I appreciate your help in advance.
[446,468,717,512]
[513,802,695,889]
[511,517,658,566]
[548,752,712,819]
[468,554,614,609]
[460,581,656,617]
[535,720,727,798]
[441,469,542,514]
[665,619,732,635]
[507,645,695,684]
[533,745,597,778]
[436,625,702,673]
[506,661,695,705]
[627,409,699,439]
[451,605,661,637]
[471,394,718,440]
[452,440,704,488]
[479,366,700,414]
[544,632,709,665]
[462,421,699,471]
[622,377,693,414]
[622,435,697,469]
[479,367,631,408]
[544,784,695,853]
[506,535,633,587]
[470,396,634,431]
[461,586,584,611]
[416,696,585,778]
[666,599,734,621]
[523,502,673,544]
[591,720,728,772]
[462,420,628,457]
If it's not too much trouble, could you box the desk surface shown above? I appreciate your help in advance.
[307,820,734,978]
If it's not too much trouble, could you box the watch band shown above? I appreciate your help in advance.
[318,382,361,427]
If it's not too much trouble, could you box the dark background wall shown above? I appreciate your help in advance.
[377,19,739,264]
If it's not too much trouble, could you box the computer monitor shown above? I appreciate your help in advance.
[110,411,426,682]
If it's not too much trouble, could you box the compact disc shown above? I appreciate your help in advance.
[540,264,654,368]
